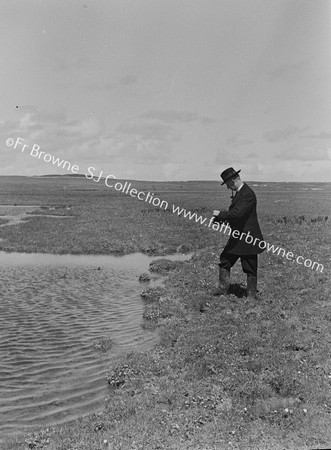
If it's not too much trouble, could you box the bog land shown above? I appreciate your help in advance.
[1,176,331,450]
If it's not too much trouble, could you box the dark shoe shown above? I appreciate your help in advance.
[246,275,258,300]
[213,268,230,296]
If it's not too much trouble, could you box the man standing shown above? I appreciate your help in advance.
[212,167,264,300]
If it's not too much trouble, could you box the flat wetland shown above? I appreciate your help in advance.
[1,176,330,450]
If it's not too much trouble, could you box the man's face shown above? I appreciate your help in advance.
[225,178,236,191]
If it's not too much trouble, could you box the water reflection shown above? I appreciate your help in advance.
[0,204,74,228]
[0,251,192,442]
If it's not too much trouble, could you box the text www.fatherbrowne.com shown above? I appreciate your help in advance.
[5,136,324,273]
[172,205,324,273]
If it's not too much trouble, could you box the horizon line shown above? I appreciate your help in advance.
[0,174,330,184]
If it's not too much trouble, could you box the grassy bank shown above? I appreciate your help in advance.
[5,231,331,449]
[0,177,330,256]
[0,177,218,254]
[1,177,331,449]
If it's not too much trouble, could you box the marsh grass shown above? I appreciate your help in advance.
[0,177,329,256]
[2,177,331,449]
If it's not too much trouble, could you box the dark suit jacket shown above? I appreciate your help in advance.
[214,183,264,255]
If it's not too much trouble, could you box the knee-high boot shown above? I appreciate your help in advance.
[246,275,257,300]
[213,268,230,296]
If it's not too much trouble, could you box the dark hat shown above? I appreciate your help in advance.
[220,167,241,185]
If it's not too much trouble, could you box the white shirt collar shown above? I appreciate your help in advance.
[236,182,244,193]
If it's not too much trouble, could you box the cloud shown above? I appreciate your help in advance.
[141,110,214,125]
[88,75,138,91]
[1,107,102,167]
[268,60,308,82]
[215,150,244,166]
[1,105,185,176]
[60,117,101,139]
[87,81,113,91]
[263,126,306,142]
[116,122,179,142]
[225,134,253,147]
[105,136,174,163]
[55,57,92,71]
[301,131,331,140]
[162,162,182,179]
[109,121,181,164]
[214,148,259,174]
[200,117,214,125]
[278,146,330,161]
[120,75,137,85]
[245,162,266,177]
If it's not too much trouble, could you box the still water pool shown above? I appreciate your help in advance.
[0,251,191,443]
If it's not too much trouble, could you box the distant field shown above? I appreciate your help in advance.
[0,176,330,259]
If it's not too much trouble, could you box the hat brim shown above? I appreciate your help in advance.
[221,169,241,185]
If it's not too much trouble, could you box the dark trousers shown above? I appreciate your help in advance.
[219,250,258,277]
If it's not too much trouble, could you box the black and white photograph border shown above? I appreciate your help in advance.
[0,1,330,449]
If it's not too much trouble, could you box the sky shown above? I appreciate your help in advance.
[0,0,331,182]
